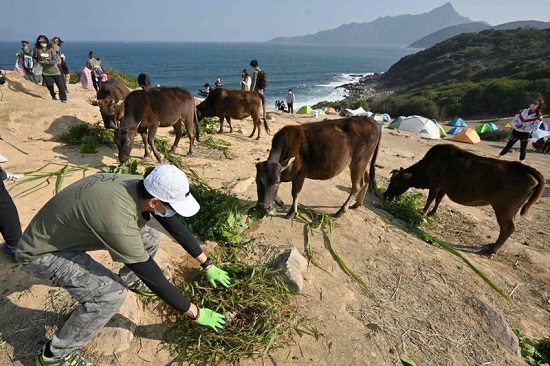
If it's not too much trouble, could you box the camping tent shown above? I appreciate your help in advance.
[447,127,463,135]
[325,107,337,115]
[539,122,548,131]
[531,128,550,140]
[449,117,467,127]
[388,116,406,129]
[451,128,480,144]
[373,113,391,123]
[340,107,370,117]
[382,113,391,122]
[396,115,440,139]
[436,123,447,138]
[475,123,498,134]
[296,105,312,115]
[314,109,325,115]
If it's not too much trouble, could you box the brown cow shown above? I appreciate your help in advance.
[115,87,198,163]
[96,79,130,129]
[196,88,270,139]
[255,116,382,219]
[384,144,545,254]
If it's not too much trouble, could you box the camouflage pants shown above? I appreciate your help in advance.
[21,226,160,357]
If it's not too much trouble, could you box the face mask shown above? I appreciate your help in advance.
[153,201,177,218]
[40,43,47,48]
[155,208,177,218]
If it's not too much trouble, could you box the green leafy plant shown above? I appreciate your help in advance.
[375,186,430,227]
[58,123,114,148]
[9,163,91,198]
[294,205,373,297]
[165,265,299,366]
[514,329,550,366]
[101,159,142,175]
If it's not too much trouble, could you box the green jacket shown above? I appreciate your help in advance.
[35,47,60,76]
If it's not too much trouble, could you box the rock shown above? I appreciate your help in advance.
[475,297,521,358]
[226,177,255,194]
[272,247,308,292]
[87,293,142,355]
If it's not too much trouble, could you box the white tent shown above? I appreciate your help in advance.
[396,115,440,139]
[340,107,371,117]
[531,128,550,140]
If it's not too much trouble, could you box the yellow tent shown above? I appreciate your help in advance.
[451,128,480,144]
[325,107,337,114]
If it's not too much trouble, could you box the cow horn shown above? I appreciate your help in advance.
[136,121,142,130]
[115,100,124,106]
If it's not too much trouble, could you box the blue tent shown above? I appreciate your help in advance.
[449,117,467,127]
[447,127,463,135]
[540,122,548,131]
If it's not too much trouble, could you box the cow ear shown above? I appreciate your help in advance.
[403,173,412,180]
[281,157,295,171]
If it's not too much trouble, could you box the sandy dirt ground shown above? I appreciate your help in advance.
[0,72,548,366]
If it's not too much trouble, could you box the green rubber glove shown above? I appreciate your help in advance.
[195,308,226,332]
[205,265,231,288]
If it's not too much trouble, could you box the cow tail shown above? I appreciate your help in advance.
[367,126,382,192]
[194,107,200,142]
[520,168,545,215]
[260,93,271,135]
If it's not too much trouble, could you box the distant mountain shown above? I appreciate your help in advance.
[268,3,473,45]
[409,20,550,48]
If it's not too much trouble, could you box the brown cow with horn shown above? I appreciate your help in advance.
[255,116,382,219]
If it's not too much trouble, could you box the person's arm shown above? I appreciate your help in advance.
[153,215,205,260]
[126,257,194,314]
[153,215,231,288]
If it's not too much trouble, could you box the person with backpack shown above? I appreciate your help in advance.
[15,41,40,84]
[249,59,267,95]
[34,35,67,103]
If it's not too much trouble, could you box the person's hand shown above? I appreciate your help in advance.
[205,265,231,288]
[195,308,226,332]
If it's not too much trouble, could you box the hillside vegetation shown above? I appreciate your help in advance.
[364,28,550,118]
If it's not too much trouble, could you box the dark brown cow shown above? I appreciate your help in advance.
[96,79,130,129]
[255,116,382,219]
[196,88,270,139]
[115,87,198,163]
[384,144,545,254]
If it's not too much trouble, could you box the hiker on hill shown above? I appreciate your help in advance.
[249,59,265,95]
[34,35,67,103]
[16,165,231,366]
[15,41,40,84]
[241,69,251,91]
[498,99,544,162]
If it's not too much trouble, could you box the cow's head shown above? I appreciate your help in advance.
[255,157,295,212]
[114,122,138,162]
[97,99,123,129]
[384,168,413,200]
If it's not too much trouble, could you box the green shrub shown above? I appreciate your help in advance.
[479,129,511,141]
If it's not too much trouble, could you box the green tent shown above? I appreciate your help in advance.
[475,123,498,134]
[436,123,447,138]
[296,105,312,114]
[388,116,405,129]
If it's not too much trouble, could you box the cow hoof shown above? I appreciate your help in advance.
[478,247,496,257]
[255,136,261,140]
[331,211,345,218]
[284,212,296,220]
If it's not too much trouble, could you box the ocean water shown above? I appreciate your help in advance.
[0,41,417,108]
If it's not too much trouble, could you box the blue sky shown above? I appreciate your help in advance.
[2,0,549,42]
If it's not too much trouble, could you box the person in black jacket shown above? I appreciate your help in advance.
[0,166,22,257]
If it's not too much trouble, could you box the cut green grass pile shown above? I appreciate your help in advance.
[164,264,298,366]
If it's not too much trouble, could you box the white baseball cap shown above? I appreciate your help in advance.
[143,165,200,217]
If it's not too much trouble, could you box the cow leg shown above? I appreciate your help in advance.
[337,162,368,217]
[140,131,150,159]
[147,126,163,163]
[249,118,258,139]
[285,176,306,219]
[226,117,233,133]
[481,205,516,255]
[351,169,371,209]
[427,190,446,216]
[217,115,225,133]
[170,120,183,154]
[422,188,442,215]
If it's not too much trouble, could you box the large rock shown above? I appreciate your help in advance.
[272,247,308,292]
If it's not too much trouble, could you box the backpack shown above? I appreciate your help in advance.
[256,70,267,90]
